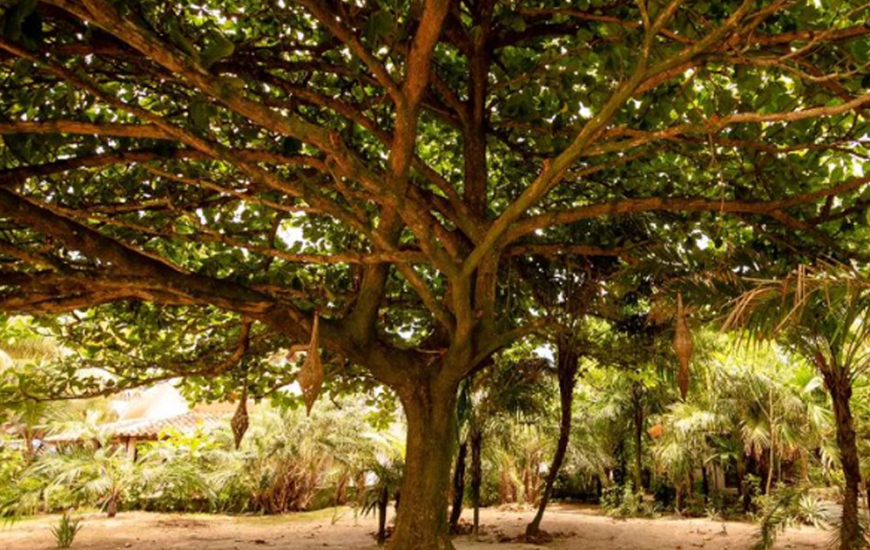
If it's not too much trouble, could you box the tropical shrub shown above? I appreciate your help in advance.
[601,483,659,519]
[752,484,837,550]
[50,513,83,549]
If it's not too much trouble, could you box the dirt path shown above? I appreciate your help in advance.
[0,505,828,550]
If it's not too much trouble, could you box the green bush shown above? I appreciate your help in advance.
[752,484,837,550]
[5,399,395,517]
[601,483,659,519]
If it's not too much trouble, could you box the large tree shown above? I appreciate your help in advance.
[1,0,870,547]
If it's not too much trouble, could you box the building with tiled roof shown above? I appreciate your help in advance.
[43,382,244,459]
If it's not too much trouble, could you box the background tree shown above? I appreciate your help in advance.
[461,346,551,535]
[724,264,870,549]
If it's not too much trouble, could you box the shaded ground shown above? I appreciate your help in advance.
[0,504,829,550]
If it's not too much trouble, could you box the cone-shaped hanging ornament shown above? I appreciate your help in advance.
[231,386,249,449]
[298,312,323,415]
[674,293,693,400]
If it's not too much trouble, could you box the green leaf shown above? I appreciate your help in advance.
[366,9,393,40]
[167,19,197,57]
[190,100,211,131]
[66,86,76,112]
[19,8,42,50]
[201,31,235,70]
[221,76,246,92]
[509,16,526,33]
[18,0,38,17]
[282,137,302,156]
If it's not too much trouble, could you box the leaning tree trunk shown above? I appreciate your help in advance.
[824,371,862,550]
[449,442,468,533]
[470,426,483,536]
[389,380,458,550]
[526,344,578,540]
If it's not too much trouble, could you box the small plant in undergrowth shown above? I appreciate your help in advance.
[601,484,659,519]
[752,484,836,550]
[704,492,743,522]
[50,512,83,549]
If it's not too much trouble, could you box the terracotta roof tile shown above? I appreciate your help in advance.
[46,412,229,442]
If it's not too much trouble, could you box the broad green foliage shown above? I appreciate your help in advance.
[0,0,868,408]
[753,484,837,550]
[3,397,401,517]
[1,2,870,546]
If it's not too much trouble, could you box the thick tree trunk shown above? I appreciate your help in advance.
[389,382,457,550]
[526,345,578,540]
[449,442,468,533]
[470,427,482,536]
[825,373,862,550]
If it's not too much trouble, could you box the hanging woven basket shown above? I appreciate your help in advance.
[673,293,693,400]
[298,312,323,415]
[231,386,249,449]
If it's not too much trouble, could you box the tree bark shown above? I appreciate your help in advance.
[824,373,862,550]
[449,442,468,533]
[377,484,389,545]
[526,345,578,539]
[766,391,776,496]
[106,494,118,518]
[389,381,458,550]
[701,463,709,503]
[470,427,482,536]
[632,386,644,492]
[736,451,750,513]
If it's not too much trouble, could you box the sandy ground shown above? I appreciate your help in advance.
[0,504,830,550]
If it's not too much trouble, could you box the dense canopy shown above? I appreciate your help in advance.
[1,0,870,548]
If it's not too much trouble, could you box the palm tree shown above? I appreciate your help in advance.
[208,400,377,514]
[462,352,552,535]
[0,321,63,459]
[653,400,721,509]
[723,263,870,549]
[525,337,579,539]
[29,411,139,517]
[356,434,404,545]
